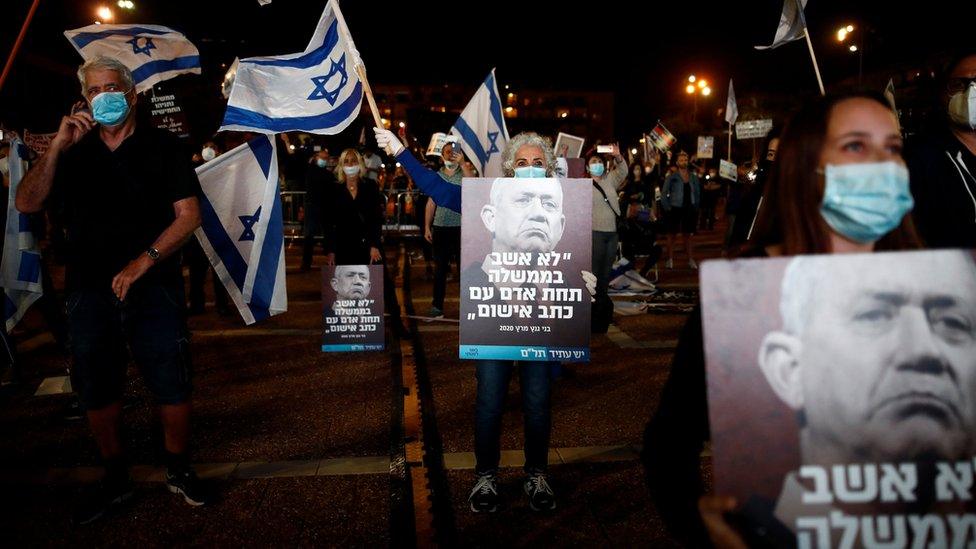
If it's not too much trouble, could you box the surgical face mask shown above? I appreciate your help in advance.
[444,160,458,170]
[201,147,216,161]
[343,165,361,177]
[820,161,914,243]
[948,82,976,130]
[90,91,130,127]
[588,163,605,177]
[316,158,328,168]
[514,166,547,178]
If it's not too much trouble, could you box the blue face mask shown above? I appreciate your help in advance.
[91,91,130,126]
[588,163,605,177]
[514,166,547,178]
[820,161,914,243]
[316,158,328,168]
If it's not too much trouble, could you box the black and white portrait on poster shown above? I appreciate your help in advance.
[699,250,976,548]
[322,264,384,352]
[459,177,591,362]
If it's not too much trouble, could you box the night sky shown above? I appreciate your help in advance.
[0,0,970,143]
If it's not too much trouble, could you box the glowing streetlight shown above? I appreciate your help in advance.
[686,84,696,94]
[697,79,707,89]
[96,6,114,21]
[836,29,848,42]
[398,121,405,128]
[846,25,854,32]
[630,148,638,155]
[849,45,858,52]
[116,0,135,9]
[688,75,696,83]
[504,106,513,113]
[702,87,712,96]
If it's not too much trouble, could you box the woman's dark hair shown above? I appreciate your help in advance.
[750,91,921,255]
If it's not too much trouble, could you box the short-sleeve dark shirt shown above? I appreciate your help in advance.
[51,126,201,291]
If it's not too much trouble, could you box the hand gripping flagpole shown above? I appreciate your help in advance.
[331,3,383,130]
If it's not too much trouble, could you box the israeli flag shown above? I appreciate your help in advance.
[1,140,43,332]
[64,24,201,94]
[450,69,510,178]
[194,136,287,325]
[220,0,364,135]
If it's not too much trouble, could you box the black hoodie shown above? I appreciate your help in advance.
[906,128,976,249]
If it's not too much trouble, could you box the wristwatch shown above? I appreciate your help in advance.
[147,247,161,261]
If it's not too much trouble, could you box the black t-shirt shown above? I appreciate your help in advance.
[51,126,201,291]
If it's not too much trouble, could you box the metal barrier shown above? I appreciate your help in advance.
[280,189,425,242]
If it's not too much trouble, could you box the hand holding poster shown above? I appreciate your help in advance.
[700,250,976,547]
[459,177,591,362]
[322,264,385,352]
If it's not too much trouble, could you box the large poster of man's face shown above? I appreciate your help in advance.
[459,177,591,362]
[321,264,384,352]
[700,250,976,547]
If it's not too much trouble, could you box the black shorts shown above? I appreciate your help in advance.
[67,284,192,410]
[665,206,698,235]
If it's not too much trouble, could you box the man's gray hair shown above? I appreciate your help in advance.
[77,56,135,95]
[779,255,830,335]
[501,132,558,177]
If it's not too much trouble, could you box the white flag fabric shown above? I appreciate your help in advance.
[258,0,272,4]
[1,140,43,332]
[884,78,897,113]
[64,24,201,93]
[450,69,510,177]
[220,0,364,135]
[194,136,287,325]
[221,57,239,100]
[755,0,808,50]
[725,79,739,125]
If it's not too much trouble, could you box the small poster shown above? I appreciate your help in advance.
[459,177,592,362]
[736,119,773,140]
[322,264,385,352]
[554,132,585,158]
[648,122,677,151]
[697,136,715,159]
[719,159,738,181]
[700,250,976,547]
[149,89,191,139]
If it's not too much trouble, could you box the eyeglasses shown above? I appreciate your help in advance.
[946,77,976,94]
[85,83,130,100]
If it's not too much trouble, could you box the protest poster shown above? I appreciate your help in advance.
[149,88,191,139]
[322,264,385,352]
[554,132,585,158]
[648,122,677,151]
[736,118,773,140]
[719,159,738,181]
[700,250,976,547]
[459,177,591,362]
[697,136,714,159]
[22,130,56,156]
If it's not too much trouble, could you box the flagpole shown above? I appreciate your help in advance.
[793,0,826,96]
[0,0,42,94]
[331,2,384,131]
[727,123,732,162]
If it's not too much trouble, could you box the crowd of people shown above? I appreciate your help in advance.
[1,46,974,543]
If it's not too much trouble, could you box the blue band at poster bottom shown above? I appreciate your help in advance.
[459,345,589,362]
[321,344,385,352]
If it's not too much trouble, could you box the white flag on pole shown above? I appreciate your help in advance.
[755,0,809,50]
[220,0,364,135]
[194,136,287,325]
[1,140,43,332]
[64,24,201,93]
[725,79,739,126]
[450,69,510,177]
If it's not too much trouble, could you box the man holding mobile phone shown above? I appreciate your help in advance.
[17,56,207,524]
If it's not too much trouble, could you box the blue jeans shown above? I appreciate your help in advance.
[474,360,553,475]
[592,230,619,298]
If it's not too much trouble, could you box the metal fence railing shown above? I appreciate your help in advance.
[280,189,425,242]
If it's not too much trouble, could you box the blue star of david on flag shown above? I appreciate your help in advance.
[126,36,156,56]
[307,54,348,105]
[239,206,262,241]
[486,131,500,155]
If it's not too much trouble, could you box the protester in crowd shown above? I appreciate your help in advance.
[641,91,920,547]
[698,166,721,231]
[362,147,383,183]
[727,129,781,252]
[661,151,701,269]
[375,126,564,513]
[423,138,475,319]
[906,48,976,249]
[323,148,403,331]
[301,147,336,271]
[589,145,628,330]
[17,56,210,523]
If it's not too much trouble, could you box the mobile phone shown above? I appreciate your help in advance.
[596,145,613,154]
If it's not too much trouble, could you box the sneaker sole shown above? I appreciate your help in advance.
[167,483,206,506]
[469,501,498,513]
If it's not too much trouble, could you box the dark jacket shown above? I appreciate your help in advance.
[323,179,384,264]
[906,129,976,249]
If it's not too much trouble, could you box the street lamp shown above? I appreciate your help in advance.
[836,23,864,85]
[96,5,114,22]
[684,75,710,122]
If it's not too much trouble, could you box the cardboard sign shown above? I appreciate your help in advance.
[554,132,585,158]
[648,122,677,151]
[322,264,385,352]
[150,91,190,139]
[719,159,738,181]
[459,177,592,362]
[700,250,976,547]
[735,119,773,140]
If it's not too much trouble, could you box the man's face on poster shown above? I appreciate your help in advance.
[761,253,976,464]
[332,265,371,301]
[480,178,566,254]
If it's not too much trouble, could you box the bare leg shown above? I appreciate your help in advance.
[160,402,191,455]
